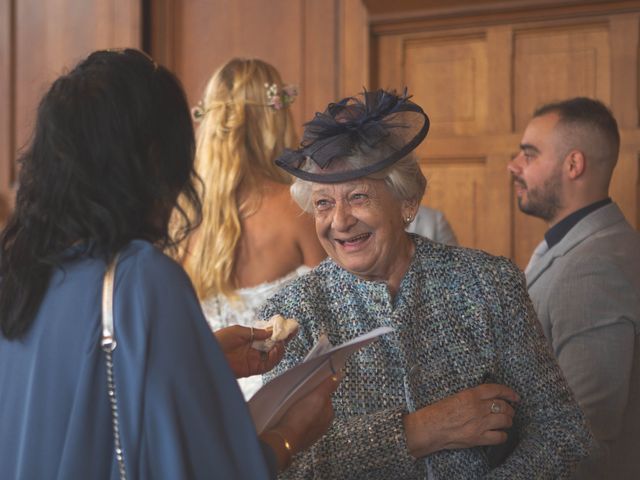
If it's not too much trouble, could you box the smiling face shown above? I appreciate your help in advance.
[310,178,416,285]
[508,112,565,223]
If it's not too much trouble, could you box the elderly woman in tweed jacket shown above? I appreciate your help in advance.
[261,89,593,479]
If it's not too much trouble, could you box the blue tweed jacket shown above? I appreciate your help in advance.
[261,235,592,479]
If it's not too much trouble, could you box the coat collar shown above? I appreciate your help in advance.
[525,202,627,287]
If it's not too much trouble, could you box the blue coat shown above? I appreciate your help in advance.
[0,240,273,479]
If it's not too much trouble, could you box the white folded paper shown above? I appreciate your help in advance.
[248,326,394,434]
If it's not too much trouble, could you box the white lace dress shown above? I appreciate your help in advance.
[201,265,311,399]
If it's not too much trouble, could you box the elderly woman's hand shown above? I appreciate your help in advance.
[214,325,289,378]
[260,373,341,472]
[403,383,520,459]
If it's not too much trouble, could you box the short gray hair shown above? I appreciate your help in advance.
[290,153,426,213]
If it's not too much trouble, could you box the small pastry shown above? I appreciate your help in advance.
[251,314,299,352]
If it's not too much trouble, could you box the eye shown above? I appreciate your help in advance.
[522,149,536,162]
[313,198,333,211]
[349,193,369,204]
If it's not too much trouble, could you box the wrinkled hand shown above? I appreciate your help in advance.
[214,325,291,378]
[261,373,341,472]
[404,383,520,458]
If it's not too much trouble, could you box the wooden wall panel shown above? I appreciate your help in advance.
[374,34,404,90]
[419,158,486,248]
[486,26,513,134]
[338,0,370,97]
[611,134,640,228]
[609,14,639,129]
[513,25,611,131]
[417,153,513,256]
[405,35,488,136]
[0,0,13,193]
[0,0,140,222]
[374,4,640,269]
[160,0,368,137]
[14,0,141,158]
[170,0,305,124]
[609,14,640,227]
[302,0,339,126]
[0,0,13,223]
[375,27,514,257]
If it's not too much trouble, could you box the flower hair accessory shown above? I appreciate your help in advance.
[191,100,208,123]
[191,83,298,122]
[265,83,298,110]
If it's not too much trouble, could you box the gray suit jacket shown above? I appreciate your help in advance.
[526,202,640,479]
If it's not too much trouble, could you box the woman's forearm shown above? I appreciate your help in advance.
[404,383,518,459]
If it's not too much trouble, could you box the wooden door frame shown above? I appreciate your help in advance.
[0,0,15,202]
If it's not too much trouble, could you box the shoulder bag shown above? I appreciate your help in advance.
[101,253,127,480]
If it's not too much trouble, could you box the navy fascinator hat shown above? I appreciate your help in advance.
[275,89,429,183]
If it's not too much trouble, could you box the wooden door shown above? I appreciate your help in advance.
[372,1,640,269]
[0,0,141,218]
[150,0,369,138]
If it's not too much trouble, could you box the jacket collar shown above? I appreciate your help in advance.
[525,202,626,287]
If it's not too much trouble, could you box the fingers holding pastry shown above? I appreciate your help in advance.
[252,314,299,352]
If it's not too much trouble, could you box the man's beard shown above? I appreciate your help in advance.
[514,174,562,222]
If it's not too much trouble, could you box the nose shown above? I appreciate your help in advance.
[331,201,357,232]
[507,152,523,175]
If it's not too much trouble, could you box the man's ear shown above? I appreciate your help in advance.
[565,150,586,179]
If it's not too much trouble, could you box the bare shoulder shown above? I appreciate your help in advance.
[262,182,312,226]
[261,181,325,266]
[240,180,314,245]
[234,181,324,284]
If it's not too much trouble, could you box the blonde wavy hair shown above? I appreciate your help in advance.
[178,58,298,299]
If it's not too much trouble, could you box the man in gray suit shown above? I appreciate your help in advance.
[508,97,640,478]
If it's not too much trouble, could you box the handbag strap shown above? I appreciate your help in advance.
[101,253,127,480]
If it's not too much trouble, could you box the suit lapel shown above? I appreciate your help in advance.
[525,203,626,288]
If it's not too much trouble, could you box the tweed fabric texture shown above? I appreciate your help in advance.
[261,235,593,479]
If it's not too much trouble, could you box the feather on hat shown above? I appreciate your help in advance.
[276,89,429,183]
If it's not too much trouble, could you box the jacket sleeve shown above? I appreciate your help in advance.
[485,259,594,479]
[260,298,424,479]
[545,255,638,478]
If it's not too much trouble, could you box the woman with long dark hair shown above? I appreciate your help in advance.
[0,49,336,479]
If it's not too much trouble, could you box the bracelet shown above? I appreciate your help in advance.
[269,429,293,469]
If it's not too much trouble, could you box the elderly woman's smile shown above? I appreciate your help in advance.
[334,232,371,248]
[311,179,415,289]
